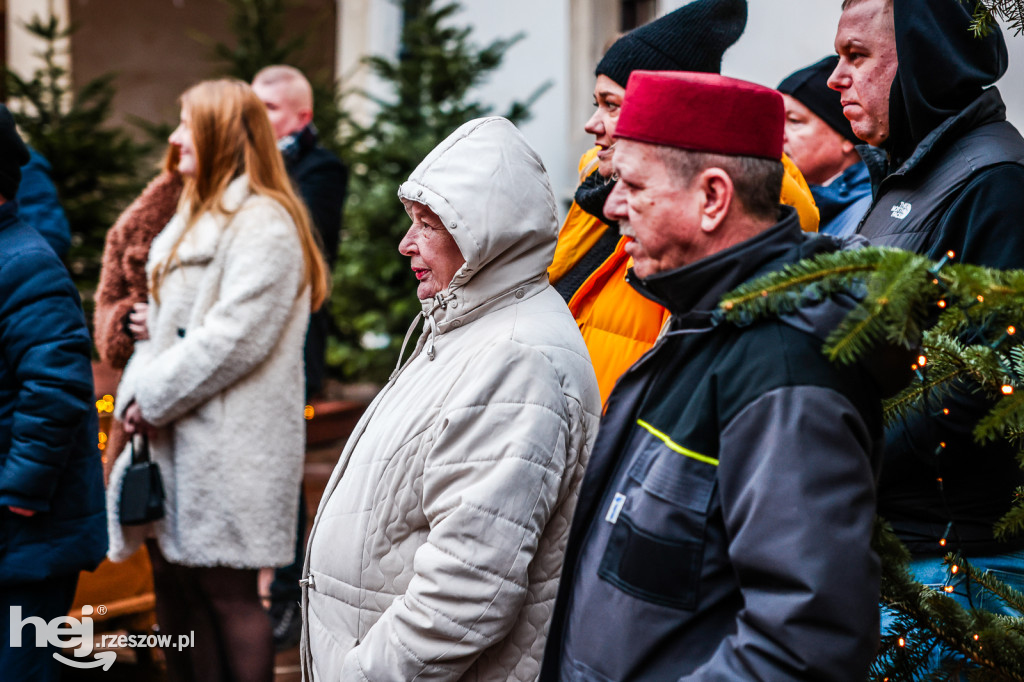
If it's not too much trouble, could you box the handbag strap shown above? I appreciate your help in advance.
[130,434,152,465]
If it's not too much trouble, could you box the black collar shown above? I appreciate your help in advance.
[627,207,808,318]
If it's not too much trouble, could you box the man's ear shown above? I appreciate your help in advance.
[297,108,314,129]
[698,168,733,234]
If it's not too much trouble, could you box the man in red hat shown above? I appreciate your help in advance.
[539,71,887,680]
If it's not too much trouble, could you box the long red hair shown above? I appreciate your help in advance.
[151,79,329,310]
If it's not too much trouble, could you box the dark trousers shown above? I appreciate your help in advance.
[270,487,307,605]
[146,540,273,682]
[1,574,80,681]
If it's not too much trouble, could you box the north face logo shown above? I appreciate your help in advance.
[891,201,912,219]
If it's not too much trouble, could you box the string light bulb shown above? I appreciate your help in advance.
[1009,326,1017,336]
[937,300,947,308]
[304,405,315,420]
[942,408,950,415]
[1002,385,1014,396]
[918,355,928,367]
[898,637,906,648]
[944,585,955,593]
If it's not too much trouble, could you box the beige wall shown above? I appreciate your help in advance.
[63,0,336,131]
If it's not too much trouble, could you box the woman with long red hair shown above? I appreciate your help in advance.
[105,79,329,681]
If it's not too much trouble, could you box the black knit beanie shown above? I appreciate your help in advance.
[0,105,30,201]
[777,56,860,146]
[596,0,747,87]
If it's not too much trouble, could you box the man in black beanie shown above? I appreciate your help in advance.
[779,56,871,237]
[0,104,107,678]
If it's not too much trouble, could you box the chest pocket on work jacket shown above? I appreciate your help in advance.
[598,425,717,610]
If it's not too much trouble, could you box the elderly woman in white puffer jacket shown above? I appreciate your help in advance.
[300,117,602,681]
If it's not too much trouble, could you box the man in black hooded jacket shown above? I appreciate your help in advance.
[830,0,1024,618]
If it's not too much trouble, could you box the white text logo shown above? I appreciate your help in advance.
[9,604,194,671]
[891,201,912,220]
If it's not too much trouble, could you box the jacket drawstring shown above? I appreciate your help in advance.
[390,292,455,381]
[391,311,424,381]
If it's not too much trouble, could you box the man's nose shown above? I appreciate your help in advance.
[604,182,626,220]
[827,63,848,91]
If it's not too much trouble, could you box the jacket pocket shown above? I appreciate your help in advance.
[598,430,717,610]
[598,514,703,609]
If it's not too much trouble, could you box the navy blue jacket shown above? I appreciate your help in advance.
[0,201,107,583]
[15,148,71,260]
[542,212,886,680]
[812,158,871,238]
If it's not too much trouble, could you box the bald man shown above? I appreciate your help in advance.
[252,65,348,651]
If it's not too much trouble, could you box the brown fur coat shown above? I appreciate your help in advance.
[94,171,182,368]
[94,171,182,474]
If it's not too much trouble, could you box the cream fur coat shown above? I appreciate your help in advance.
[107,176,310,568]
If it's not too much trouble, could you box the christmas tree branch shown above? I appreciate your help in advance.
[994,488,1024,541]
[947,554,1024,615]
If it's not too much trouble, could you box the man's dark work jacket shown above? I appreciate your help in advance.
[541,208,886,681]
[0,201,107,583]
[857,0,1024,556]
[284,125,348,398]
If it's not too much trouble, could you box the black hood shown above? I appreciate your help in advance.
[888,0,1007,165]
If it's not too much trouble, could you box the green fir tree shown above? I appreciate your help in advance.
[5,14,150,297]
[719,246,1024,680]
[328,0,550,381]
[199,0,343,154]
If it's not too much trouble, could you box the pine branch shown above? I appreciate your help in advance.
[993,487,1024,541]
[883,366,964,425]
[718,247,895,321]
[974,393,1024,443]
[948,554,1024,615]
[966,0,1024,36]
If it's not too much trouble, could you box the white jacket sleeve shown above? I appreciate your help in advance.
[342,341,574,681]
[121,203,306,426]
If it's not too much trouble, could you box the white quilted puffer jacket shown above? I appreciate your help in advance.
[300,117,602,681]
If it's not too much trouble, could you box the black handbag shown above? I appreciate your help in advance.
[118,435,165,526]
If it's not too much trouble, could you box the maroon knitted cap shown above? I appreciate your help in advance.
[616,71,784,160]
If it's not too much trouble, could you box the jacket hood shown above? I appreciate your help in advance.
[888,0,1008,165]
[397,117,558,313]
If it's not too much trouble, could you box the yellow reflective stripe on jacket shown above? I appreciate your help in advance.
[637,419,719,466]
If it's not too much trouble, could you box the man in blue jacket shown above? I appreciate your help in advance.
[540,71,886,681]
[778,56,871,237]
[16,148,71,260]
[0,104,107,679]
